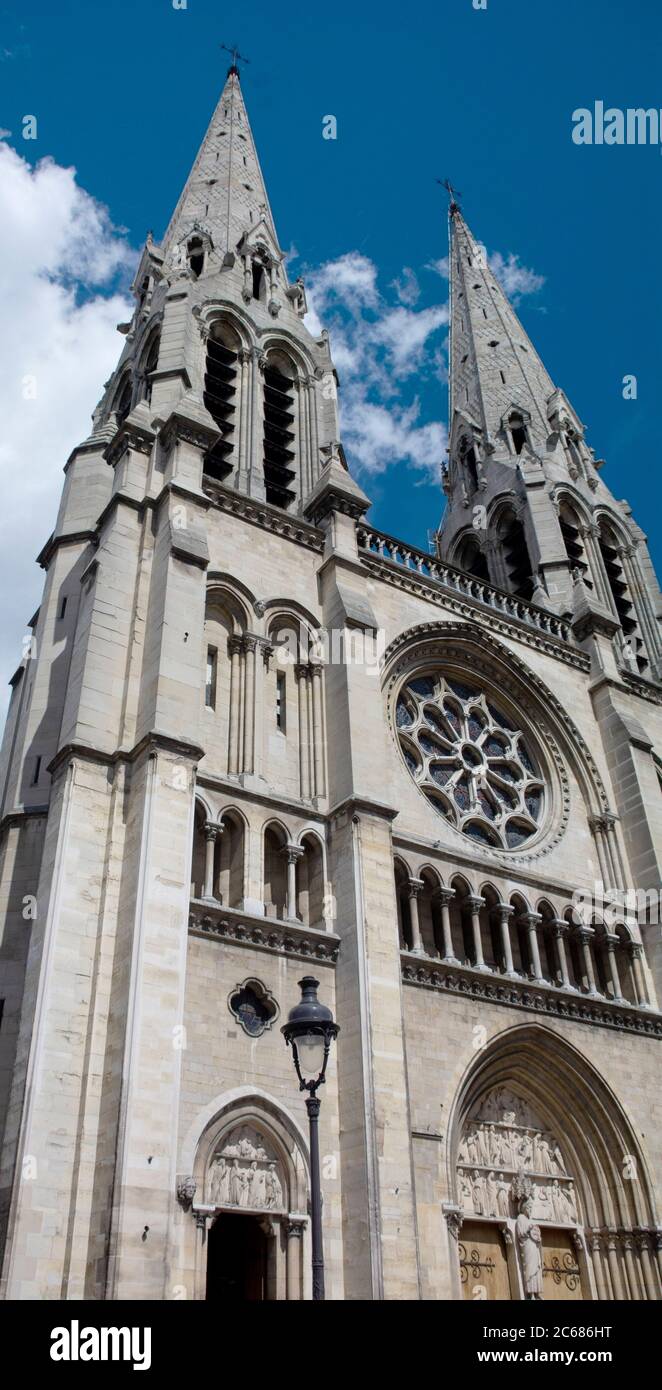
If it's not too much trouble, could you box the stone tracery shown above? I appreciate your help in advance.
[396,673,545,849]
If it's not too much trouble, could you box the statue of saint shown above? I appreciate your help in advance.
[515,1196,543,1299]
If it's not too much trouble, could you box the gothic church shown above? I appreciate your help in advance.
[1,66,661,1301]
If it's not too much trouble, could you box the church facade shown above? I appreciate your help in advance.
[0,67,661,1301]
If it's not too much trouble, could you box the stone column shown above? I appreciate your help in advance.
[434,887,457,963]
[466,895,486,969]
[310,662,325,798]
[295,662,311,800]
[621,1232,644,1300]
[282,843,304,921]
[605,1228,625,1299]
[627,942,650,1008]
[635,1230,658,1301]
[237,348,251,490]
[286,1218,305,1300]
[406,877,425,955]
[227,635,243,775]
[520,911,544,982]
[589,1232,608,1300]
[576,926,599,995]
[588,813,612,893]
[242,637,257,775]
[202,823,218,901]
[603,811,628,890]
[307,379,320,490]
[604,933,626,1003]
[653,1230,662,1290]
[494,902,516,976]
[551,918,571,988]
[249,349,266,499]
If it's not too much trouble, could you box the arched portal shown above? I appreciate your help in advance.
[447,1026,660,1302]
[186,1094,310,1301]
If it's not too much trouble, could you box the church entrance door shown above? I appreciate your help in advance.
[206,1212,269,1301]
[459,1221,513,1300]
[540,1228,584,1300]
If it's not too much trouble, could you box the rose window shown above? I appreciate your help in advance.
[396,674,545,849]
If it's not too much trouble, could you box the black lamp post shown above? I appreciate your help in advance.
[282,976,339,1301]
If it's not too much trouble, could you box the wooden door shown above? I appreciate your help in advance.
[541,1227,584,1300]
[459,1221,513,1300]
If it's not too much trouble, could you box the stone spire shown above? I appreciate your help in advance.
[161,64,279,259]
[438,203,662,674]
[448,205,555,451]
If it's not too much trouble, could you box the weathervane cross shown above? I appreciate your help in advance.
[221,43,250,71]
[437,177,462,210]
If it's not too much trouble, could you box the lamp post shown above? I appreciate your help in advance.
[282,976,339,1301]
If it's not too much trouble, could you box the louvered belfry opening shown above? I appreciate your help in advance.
[203,326,239,483]
[500,512,534,601]
[457,536,489,582]
[559,504,592,588]
[263,357,296,509]
[599,524,648,674]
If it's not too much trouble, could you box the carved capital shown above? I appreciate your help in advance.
[442,1202,463,1241]
[407,876,425,900]
[281,843,305,866]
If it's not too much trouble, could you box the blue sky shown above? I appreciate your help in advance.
[1,0,661,668]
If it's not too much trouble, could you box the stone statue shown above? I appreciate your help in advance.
[265,1162,284,1210]
[496,1174,511,1217]
[515,1197,543,1299]
[486,1170,498,1217]
[209,1156,231,1206]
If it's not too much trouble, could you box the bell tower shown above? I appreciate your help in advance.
[438,200,662,680]
[96,63,340,512]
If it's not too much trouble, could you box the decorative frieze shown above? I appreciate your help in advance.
[401,951,662,1036]
[188,899,339,963]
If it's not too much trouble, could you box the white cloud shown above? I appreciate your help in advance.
[426,255,449,279]
[488,250,545,303]
[0,140,135,700]
[304,250,448,482]
[389,266,420,306]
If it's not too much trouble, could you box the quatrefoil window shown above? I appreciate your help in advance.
[396,674,545,850]
[228,979,279,1038]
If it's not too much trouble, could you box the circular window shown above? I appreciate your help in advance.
[396,673,545,850]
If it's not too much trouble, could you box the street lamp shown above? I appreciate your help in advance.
[282,976,339,1301]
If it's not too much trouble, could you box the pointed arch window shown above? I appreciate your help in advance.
[203,322,240,482]
[252,262,266,301]
[141,332,160,406]
[508,412,528,456]
[115,376,132,425]
[598,521,649,674]
[188,237,205,278]
[498,508,534,601]
[558,501,592,589]
[455,535,489,582]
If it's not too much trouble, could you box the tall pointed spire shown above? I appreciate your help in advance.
[162,65,280,258]
[448,205,555,450]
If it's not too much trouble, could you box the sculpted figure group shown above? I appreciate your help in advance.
[207,1126,285,1212]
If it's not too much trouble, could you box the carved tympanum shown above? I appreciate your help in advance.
[207,1125,285,1212]
[456,1087,578,1227]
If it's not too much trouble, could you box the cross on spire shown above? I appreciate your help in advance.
[437,177,462,213]
[220,43,250,76]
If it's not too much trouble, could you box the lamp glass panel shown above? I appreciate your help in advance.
[297,1032,325,1079]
